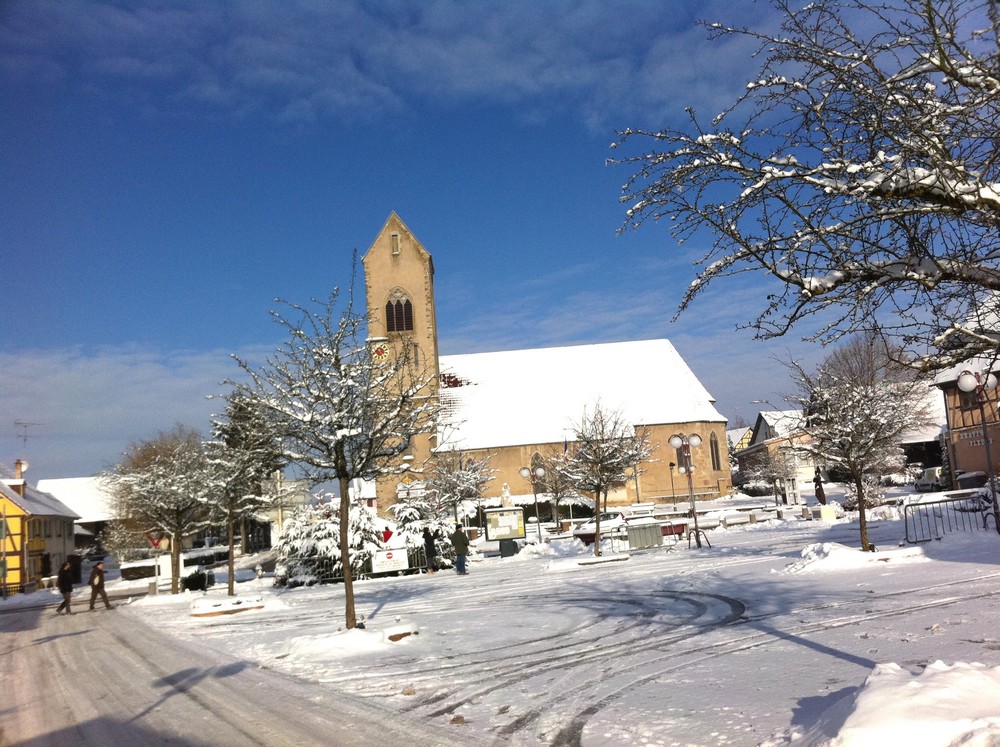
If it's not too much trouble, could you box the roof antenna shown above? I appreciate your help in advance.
[14,420,42,447]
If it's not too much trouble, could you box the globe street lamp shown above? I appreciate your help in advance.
[519,466,546,542]
[669,433,705,548]
[956,369,1000,534]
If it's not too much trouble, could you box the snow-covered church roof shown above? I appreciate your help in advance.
[436,339,724,451]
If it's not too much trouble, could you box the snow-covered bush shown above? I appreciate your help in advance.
[840,476,894,512]
[273,501,384,587]
[388,497,456,568]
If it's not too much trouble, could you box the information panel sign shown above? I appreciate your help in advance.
[484,507,526,541]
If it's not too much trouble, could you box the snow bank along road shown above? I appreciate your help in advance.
[0,602,471,746]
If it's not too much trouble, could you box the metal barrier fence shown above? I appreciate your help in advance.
[903,492,995,544]
[276,547,429,585]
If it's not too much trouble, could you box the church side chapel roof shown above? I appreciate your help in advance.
[436,339,725,451]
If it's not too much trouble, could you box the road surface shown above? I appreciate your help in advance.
[0,596,467,747]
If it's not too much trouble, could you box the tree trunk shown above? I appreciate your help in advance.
[227,508,236,596]
[339,476,357,629]
[170,537,181,594]
[593,489,603,557]
[855,475,872,552]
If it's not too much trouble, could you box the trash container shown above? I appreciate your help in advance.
[148,581,158,596]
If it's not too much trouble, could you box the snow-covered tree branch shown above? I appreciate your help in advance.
[613,0,1000,371]
[208,387,286,595]
[564,403,653,556]
[788,334,935,550]
[102,425,216,594]
[425,448,495,523]
[232,271,439,628]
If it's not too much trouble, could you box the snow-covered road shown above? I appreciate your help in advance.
[6,502,1000,746]
[0,602,470,746]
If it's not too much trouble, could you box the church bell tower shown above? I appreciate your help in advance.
[361,213,440,510]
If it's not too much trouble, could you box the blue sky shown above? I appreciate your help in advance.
[1,0,826,480]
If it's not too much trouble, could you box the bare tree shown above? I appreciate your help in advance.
[102,426,215,594]
[614,0,1000,372]
[564,404,653,556]
[788,335,935,550]
[739,445,799,506]
[233,281,437,629]
[539,450,583,525]
[425,449,495,523]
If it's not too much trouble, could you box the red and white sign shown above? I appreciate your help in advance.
[372,548,409,574]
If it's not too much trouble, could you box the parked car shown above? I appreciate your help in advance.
[573,511,627,545]
[914,467,942,492]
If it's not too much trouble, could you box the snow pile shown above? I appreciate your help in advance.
[794,661,1000,746]
[282,628,390,659]
[779,542,925,573]
[190,594,264,617]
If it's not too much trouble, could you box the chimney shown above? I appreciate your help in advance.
[13,459,28,496]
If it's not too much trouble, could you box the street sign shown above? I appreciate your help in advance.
[372,548,409,574]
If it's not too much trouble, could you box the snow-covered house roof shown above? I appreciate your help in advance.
[0,477,79,520]
[933,355,1000,388]
[898,386,948,445]
[726,426,752,451]
[36,476,112,524]
[748,410,805,447]
[436,339,725,451]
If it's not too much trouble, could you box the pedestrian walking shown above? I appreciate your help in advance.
[449,524,470,575]
[55,561,74,615]
[422,527,438,575]
[88,561,114,610]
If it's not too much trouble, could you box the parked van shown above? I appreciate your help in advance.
[914,467,942,492]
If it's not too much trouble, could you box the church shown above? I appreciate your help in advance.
[361,213,731,515]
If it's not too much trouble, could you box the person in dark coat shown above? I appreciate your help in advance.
[814,469,827,505]
[422,527,437,575]
[449,524,470,575]
[55,561,74,615]
[88,561,113,610]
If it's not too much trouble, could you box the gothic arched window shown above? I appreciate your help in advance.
[710,433,722,471]
[385,290,413,332]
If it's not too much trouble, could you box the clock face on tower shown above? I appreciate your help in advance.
[372,343,390,364]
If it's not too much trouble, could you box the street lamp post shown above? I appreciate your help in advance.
[669,433,705,548]
[668,462,676,501]
[956,369,1000,534]
[519,466,546,542]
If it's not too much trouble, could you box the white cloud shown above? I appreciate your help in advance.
[1,0,782,129]
[0,345,263,480]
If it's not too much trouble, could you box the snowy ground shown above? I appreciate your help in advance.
[11,487,1000,746]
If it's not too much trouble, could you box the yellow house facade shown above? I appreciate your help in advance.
[361,214,731,516]
[1,461,79,595]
